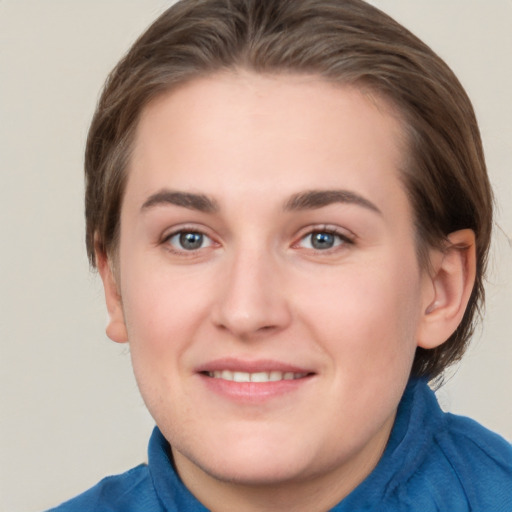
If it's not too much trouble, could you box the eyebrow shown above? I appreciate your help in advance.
[284,189,382,214]
[141,190,219,213]
[140,188,381,215]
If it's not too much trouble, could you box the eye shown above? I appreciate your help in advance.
[165,230,214,251]
[298,230,350,251]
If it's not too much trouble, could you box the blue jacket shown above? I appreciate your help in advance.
[47,379,512,511]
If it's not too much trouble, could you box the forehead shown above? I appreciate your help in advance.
[127,72,411,219]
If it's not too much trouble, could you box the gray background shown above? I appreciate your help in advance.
[1,1,511,511]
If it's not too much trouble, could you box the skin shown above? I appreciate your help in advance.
[98,72,476,512]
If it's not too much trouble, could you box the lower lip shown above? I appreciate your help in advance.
[198,373,314,403]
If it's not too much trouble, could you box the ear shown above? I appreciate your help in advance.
[96,245,129,344]
[417,229,476,350]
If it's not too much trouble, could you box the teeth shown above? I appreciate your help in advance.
[269,371,282,381]
[251,372,270,383]
[208,370,307,382]
[233,371,248,382]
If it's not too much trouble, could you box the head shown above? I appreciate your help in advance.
[85,2,492,505]
[85,0,492,383]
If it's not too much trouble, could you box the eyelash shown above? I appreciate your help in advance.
[293,226,354,253]
[162,227,217,255]
[161,225,354,256]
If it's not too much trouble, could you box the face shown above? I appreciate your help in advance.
[103,73,438,500]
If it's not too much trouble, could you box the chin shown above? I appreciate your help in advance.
[197,453,310,486]
[175,431,317,486]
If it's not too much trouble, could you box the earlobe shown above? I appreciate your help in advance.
[417,229,476,350]
[96,245,129,344]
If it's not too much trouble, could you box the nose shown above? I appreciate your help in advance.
[211,246,292,339]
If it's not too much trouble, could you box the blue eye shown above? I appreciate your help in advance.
[299,230,347,250]
[167,231,213,251]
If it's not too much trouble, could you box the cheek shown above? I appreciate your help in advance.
[120,262,211,363]
[120,270,209,421]
[299,260,423,370]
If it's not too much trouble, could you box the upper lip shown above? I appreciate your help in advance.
[195,358,314,375]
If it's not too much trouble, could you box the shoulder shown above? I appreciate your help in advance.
[45,427,208,512]
[380,380,512,512]
[45,464,162,512]
[432,412,512,509]
[441,412,512,467]
[403,385,512,512]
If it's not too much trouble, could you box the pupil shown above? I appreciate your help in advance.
[180,232,203,250]
[312,232,334,249]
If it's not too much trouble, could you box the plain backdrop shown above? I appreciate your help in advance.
[0,1,511,511]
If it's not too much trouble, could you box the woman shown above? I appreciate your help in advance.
[49,0,512,510]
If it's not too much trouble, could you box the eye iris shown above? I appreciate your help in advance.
[311,232,335,249]
[179,232,203,250]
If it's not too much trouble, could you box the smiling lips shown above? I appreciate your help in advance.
[205,370,310,382]
[200,369,313,402]
[197,360,314,400]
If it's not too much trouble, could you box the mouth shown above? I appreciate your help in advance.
[196,359,315,401]
[202,370,310,382]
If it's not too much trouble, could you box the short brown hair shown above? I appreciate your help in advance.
[85,0,493,380]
